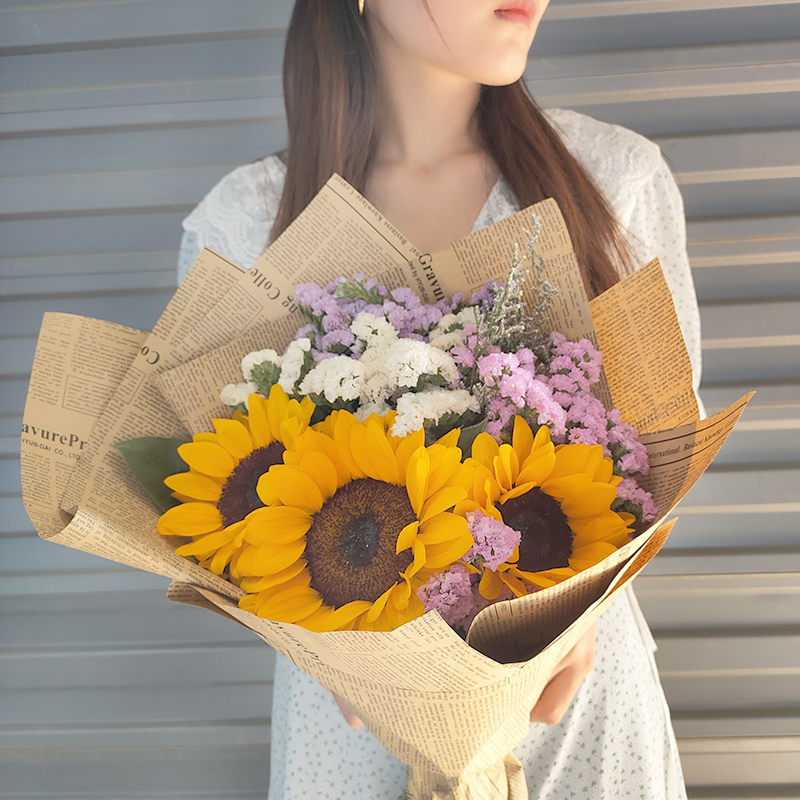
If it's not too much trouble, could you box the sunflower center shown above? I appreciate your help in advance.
[218,442,285,527]
[499,487,573,573]
[304,478,415,607]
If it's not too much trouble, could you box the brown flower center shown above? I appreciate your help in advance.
[304,478,415,607]
[218,442,285,526]
[499,487,573,572]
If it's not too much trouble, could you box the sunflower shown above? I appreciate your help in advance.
[235,411,474,632]
[156,386,315,574]
[460,416,635,601]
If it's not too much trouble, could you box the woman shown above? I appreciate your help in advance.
[178,1,702,797]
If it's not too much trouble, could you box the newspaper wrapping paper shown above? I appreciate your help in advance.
[21,175,753,800]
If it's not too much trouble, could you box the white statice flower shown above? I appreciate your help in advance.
[359,338,460,407]
[427,306,477,351]
[391,388,480,438]
[241,348,282,382]
[299,356,365,404]
[278,338,312,394]
[220,381,257,409]
[354,400,391,421]
[350,312,398,353]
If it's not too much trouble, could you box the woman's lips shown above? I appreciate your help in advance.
[494,4,535,27]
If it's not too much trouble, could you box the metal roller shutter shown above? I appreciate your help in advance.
[2,1,798,796]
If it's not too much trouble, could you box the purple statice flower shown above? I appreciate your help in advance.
[295,282,339,319]
[615,477,659,523]
[564,394,610,450]
[608,413,650,476]
[485,395,517,440]
[523,380,567,439]
[436,292,466,314]
[417,565,478,630]
[477,352,520,386]
[470,279,498,310]
[547,332,603,389]
[320,329,356,354]
[450,344,475,369]
[465,510,521,571]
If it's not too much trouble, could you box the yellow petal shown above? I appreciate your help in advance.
[264,465,324,514]
[427,445,463,495]
[406,538,427,577]
[419,511,469,545]
[512,416,534,464]
[299,451,339,501]
[366,584,396,622]
[363,418,400,483]
[479,568,504,600]
[396,520,419,554]
[177,441,235,479]
[517,447,556,486]
[494,444,519,491]
[235,539,307,576]
[243,506,312,545]
[247,394,273,448]
[470,432,499,470]
[158,503,222,537]
[393,428,425,480]
[560,482,617,518]
[255,585,324,623]
[164,471,222,503]
[434,428,461,448]
[238,560,309,592]
[212,418,253,460]
[405,447,430,517]
[420,485,467,522]
[570,542,618,571]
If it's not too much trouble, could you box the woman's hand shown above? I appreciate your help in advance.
[529,624,596,725]
[332,691,364,729]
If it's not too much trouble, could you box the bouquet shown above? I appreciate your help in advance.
[21,175,752,799]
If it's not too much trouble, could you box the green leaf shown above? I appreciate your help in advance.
[457,418,488,456]
[113,436,191,513]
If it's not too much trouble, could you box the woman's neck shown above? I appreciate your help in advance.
[370,29,484,171]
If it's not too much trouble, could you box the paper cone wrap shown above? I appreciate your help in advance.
[21,176,752,799]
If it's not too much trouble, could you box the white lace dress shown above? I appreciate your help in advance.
[178,109,701,800]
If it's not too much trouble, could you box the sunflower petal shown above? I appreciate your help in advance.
[366,584,396,622]
[512,416,534,465]
[393,428,425,480]
[247,394,273,448]
[177,441,235,479]
[236,538,307,576]
[560,482,617,518]
[238,560,309,592]
[299,451,339,502]
[243,505,312,544]
[420,485,467,522]
[158,502,223,537]
[406,447,430,517]
[164,471,222,502]
[255,585,324,623]
[264,465,324,514]
[212,418,253,460]
[396,520,419,554]
[479,568,504,600]
[470,432,499,470]
[570,541,618,571]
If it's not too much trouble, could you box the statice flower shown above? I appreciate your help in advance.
[563,393,610,450]
[350,312,398,353]
[464,510,521,571]
[277,338,312,394]
[417,565,477,631]
[608,409,651,476]
[298,356,365,404]
[392,388,480,438]
[614,477,659,523]
[219,381,257,410]
[547,332,603,392]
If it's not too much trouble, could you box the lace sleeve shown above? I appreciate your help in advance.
[176,156,286,283]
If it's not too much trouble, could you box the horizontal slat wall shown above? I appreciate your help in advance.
[1,0,799,797]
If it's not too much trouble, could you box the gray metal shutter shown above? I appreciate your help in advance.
[2,1,798,796]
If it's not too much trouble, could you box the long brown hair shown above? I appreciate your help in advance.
[272,0,631,297]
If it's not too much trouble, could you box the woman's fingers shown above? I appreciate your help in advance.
[530,624,596,725]
[332,691,365,729]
